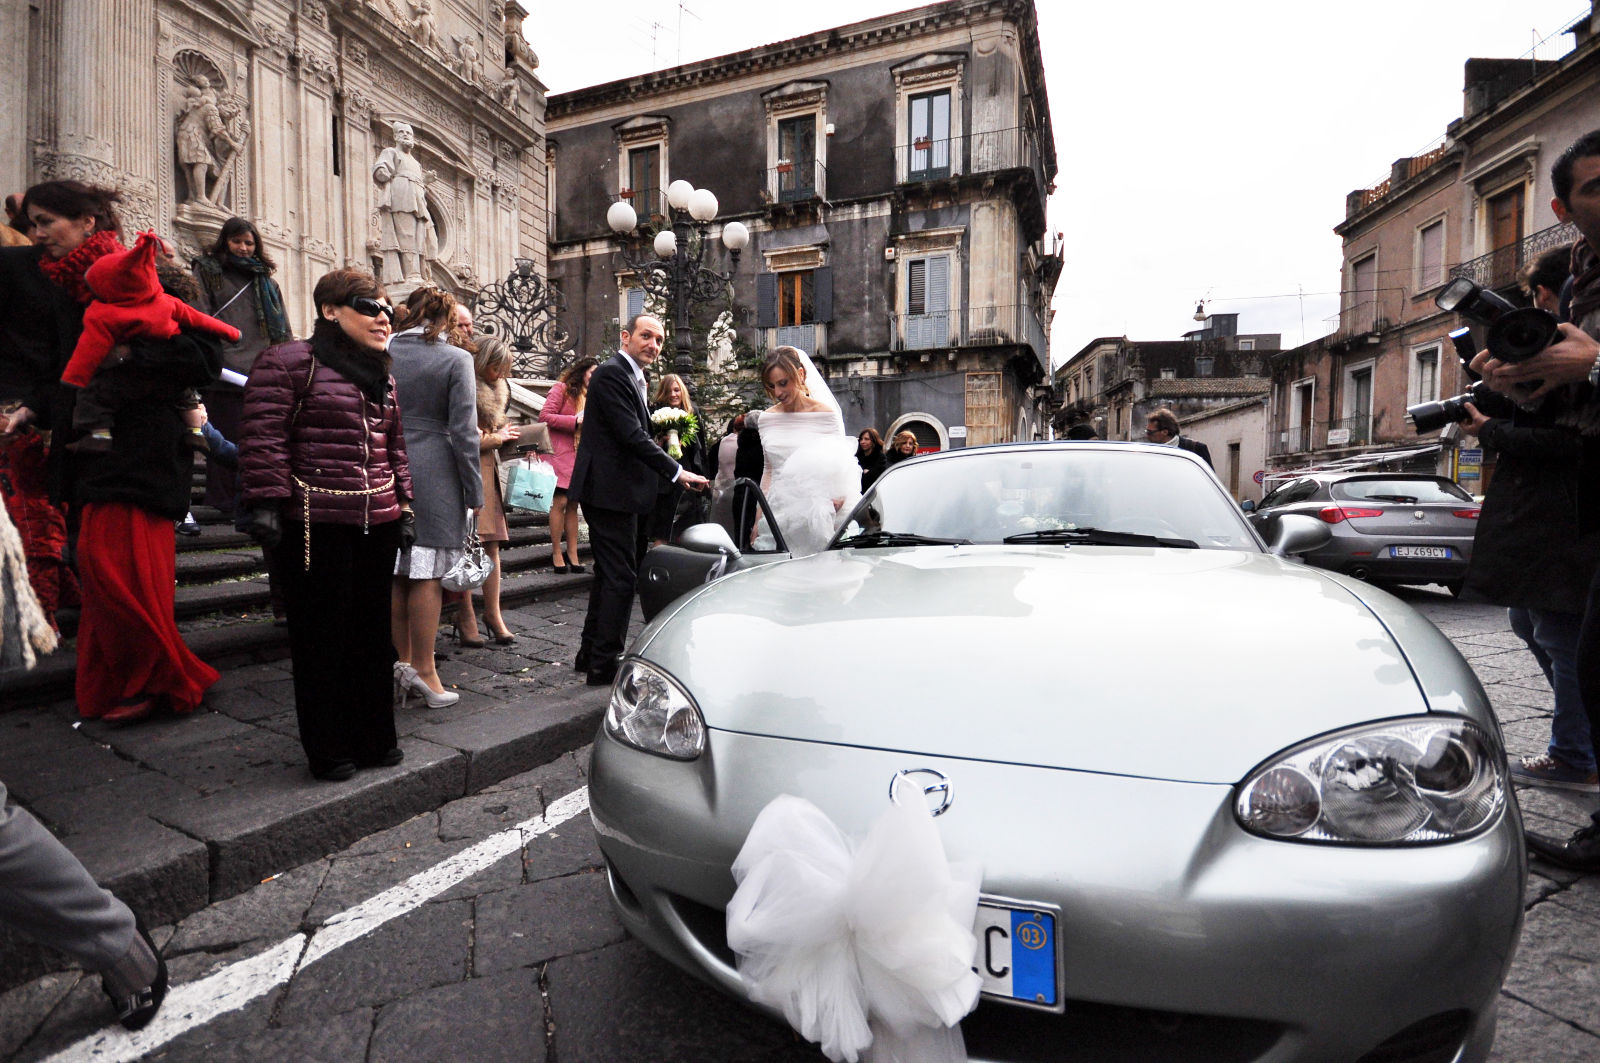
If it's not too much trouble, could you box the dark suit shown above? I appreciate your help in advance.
[1176,436,1212,468]
[571,352,682,678]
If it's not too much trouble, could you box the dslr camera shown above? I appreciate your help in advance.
[1406,277,1561,434]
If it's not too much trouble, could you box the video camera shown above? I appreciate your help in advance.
[1406,277,1561,433]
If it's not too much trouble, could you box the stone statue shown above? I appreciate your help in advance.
[453,35,483,83]
[410,0,445,56]
[174,82,241,205]
[207,96,250,206]
[371,121,436,284]
[497,77,519,110]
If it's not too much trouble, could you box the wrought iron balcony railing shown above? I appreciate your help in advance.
[618,186,668,223]
[1449,220,1578,291]
[889,304,1049,372]
[1268,424,1317,456]
[765,158,827,205]
[1324,298,1381,344]
[1327,414,1372,447]
[894,126,1047,197]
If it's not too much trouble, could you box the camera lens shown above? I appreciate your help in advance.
[1408,395,1468,435]
[1488,307,1561,363]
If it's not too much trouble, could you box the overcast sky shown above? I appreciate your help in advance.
[529,0,1591,364]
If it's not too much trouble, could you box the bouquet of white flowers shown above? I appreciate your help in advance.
[650,406,699,459]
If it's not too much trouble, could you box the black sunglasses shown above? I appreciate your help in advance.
[346,296,395,320]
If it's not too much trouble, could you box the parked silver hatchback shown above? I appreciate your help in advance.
[1247,472,1478,593]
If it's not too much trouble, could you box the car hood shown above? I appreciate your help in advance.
[638,547,1435,784]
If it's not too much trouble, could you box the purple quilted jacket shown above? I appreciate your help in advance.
[238,340,412,526]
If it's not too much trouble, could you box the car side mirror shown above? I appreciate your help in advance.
[1239,499,1255,513]
[1269,513,1332,557]
[678,523,740,558]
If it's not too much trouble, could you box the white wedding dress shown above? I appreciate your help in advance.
[754,408,861,557]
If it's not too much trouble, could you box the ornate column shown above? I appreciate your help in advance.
[42,0,159,233]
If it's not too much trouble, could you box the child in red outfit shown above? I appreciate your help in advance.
[62,231,240,451]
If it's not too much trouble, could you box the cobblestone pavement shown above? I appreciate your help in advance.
[0,587,1595,1062]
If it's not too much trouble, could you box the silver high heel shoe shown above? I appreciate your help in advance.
[403,669,460,708]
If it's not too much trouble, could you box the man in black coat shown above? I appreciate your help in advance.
[570,314,709,685]
[1144,407,1211,468]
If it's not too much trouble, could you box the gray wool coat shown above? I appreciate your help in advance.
[388,330,482,548]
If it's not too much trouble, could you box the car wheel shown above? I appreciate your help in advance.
[1445,581,1465,597]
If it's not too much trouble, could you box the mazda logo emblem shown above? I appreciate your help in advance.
[889,768,954,817]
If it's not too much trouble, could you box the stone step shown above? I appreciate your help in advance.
[0,564,596,710]
[174,519,566,587]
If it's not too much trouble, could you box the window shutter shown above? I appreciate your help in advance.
[814,267,833,323]
[927,255,950,345]
[927,255,949,314]
[626,287,644,321]
[908,260,926,315]
[757,273,777,329]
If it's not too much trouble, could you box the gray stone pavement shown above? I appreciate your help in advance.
[0,587,1597,1061]
[0,589,608,991]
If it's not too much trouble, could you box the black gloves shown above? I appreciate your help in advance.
[398,509,417,551]
[238,506,281,550]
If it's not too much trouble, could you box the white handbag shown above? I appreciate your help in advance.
[440,526,493,592]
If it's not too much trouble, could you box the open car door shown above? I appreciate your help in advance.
[636,479,792,621]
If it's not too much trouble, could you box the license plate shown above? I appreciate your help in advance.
[972,899,1060,1010]
[1390,546,1450,559]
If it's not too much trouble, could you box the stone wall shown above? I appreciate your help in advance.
[13,0,548,335]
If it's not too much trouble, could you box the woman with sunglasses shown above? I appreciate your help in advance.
[387,285,481,706]
[238,269,415,781]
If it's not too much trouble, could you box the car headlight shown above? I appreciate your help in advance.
[1235,717,1504,845]
[603,658,706,760]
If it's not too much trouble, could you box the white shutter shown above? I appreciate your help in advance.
[927,255,950,346]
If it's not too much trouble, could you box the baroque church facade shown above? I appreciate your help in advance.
[3,0,549,331]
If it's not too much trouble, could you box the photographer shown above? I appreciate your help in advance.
[1459,246,1596,795]
[1473,129,1600,870]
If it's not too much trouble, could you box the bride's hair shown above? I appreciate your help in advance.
[763,347,811,395]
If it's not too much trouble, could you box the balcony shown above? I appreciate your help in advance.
[1449,220,1578,291]
[774,323,818,354]
[618,186,667,224]
[1324,299,1382,347]
[765,158,826,206]
[1327,415,1372,448]
[1269,424,1317,456]
[894,126,1047,199]
[889,304,1050,373]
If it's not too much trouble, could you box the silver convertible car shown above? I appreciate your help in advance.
[590,441,1525,1063]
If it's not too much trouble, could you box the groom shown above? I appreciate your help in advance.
[571,313,710,685]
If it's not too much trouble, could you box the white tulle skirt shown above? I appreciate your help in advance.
[755,422,861,557]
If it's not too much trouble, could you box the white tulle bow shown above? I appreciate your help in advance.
[726,790,984,1063]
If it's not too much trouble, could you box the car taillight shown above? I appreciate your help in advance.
[1452,509,1480,519]
[1318,507,1384,524]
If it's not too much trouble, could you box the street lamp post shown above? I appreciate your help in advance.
[607,179,750,384]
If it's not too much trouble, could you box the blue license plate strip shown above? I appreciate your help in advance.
[972,897,1062,1012]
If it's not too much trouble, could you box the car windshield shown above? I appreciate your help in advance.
[1331,478,1472,504]
[833,447,1256,550]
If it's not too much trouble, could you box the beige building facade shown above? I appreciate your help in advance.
[6,0,548,333]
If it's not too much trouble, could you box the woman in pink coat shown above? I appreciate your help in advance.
[538,356,596,573]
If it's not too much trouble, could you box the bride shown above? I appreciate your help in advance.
[750,347,860,557]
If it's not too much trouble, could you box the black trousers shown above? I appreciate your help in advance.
[580,502,640,669]
[201,384,244,516]
[275,519,401,773]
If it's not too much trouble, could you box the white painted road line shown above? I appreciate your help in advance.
[39,786,591,1063]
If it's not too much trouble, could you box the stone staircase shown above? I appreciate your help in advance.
[0,460,590,709]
